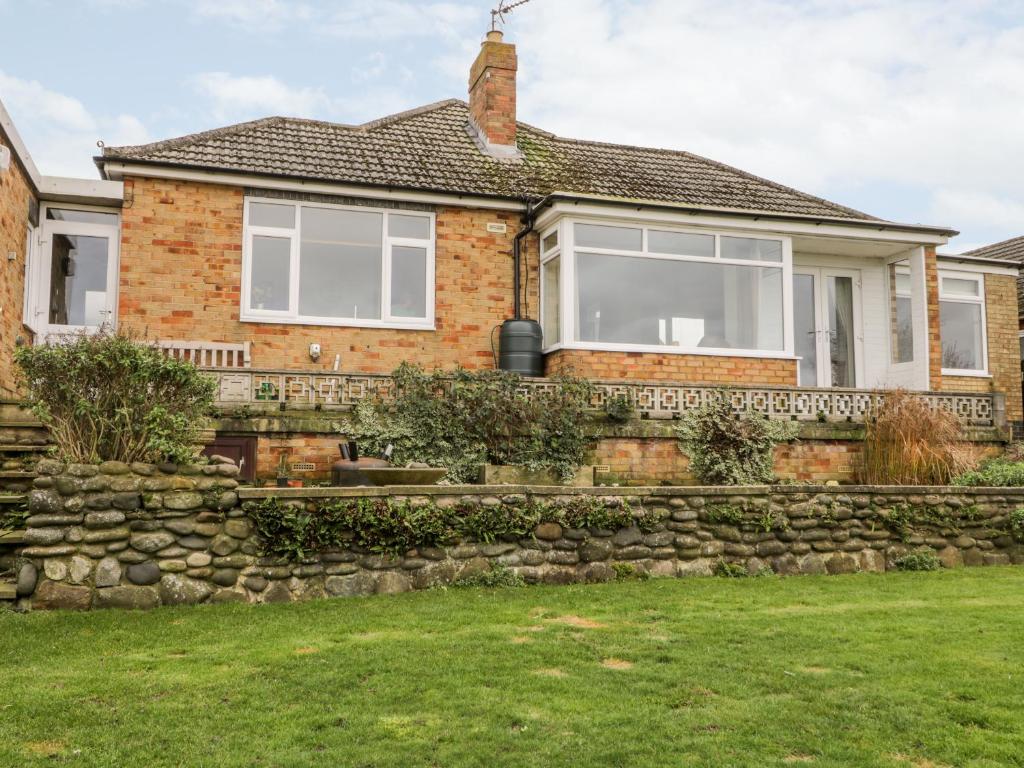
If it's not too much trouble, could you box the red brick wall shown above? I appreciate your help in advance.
[118,176,539,372]
[0,130,34,398]
[545,349,798,384]
[468,34,517,147]
[940,273,1022,424]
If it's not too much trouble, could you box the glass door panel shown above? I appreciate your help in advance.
[793,273,818,386]
[825,275,856,388]
[47,233,111,327]
[793,269,860,388]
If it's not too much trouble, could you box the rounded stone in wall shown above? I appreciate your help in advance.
[126,561,161,586]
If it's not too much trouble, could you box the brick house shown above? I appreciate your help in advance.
[2,30,1020,483]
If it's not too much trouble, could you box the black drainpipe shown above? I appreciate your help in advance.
[512,201,535,319]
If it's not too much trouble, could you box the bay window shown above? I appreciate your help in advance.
[939,271,987,374]
[541,219,789,355]
[242,198,434,328]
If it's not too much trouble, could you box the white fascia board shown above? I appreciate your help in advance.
[100,162,526,212]
[0,97,43,191]
[535,199,952,246]
[39,176,124,207]
[936,254,1021,277]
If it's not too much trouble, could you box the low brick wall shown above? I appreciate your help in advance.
[12,460,1024,611]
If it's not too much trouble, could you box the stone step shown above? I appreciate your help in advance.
[0,445,48,452]
[0,471,35,479]
[0,495,26,505]
[0,582,16,601]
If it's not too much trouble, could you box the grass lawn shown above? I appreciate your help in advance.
[2,569,1023,767]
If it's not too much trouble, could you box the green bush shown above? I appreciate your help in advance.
[246,495,650,560]
[453,565,525,588]
[603,394,636,423]
[676,395,799,485]
[15,331,216,464]
[953,458,1024,488]
[713,558,749,578]
[893,550,941,572]
[1009,509,1024,542]
[346,363,595,483]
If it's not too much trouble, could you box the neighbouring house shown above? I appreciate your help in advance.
[1,29,1020,484]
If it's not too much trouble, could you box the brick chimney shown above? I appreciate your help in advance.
[468,29,519,158]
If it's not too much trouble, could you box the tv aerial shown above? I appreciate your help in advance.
[491,0,535,31]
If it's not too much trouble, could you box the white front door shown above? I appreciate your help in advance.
[793,267,863,388]
[33,207,119,337]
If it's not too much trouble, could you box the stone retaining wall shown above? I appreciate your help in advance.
[13,460,1024,610]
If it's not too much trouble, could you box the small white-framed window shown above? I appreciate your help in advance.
[888,260,914,364]
[546,218,791,357]
[539,224,561,347]
[939,270,987,375]
[241,198,435,329]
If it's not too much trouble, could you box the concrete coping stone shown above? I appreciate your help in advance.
[237,484,1024,500]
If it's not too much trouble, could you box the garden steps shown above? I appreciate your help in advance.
[0,445,48,452]
[0,471,34,479]
[0,531,26,546]
[0,582,16,601]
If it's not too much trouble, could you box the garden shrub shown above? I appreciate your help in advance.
[675,395,799,485]
[1009,508,1024,542]
[346,363,595,483]
[246,495,651,560]
[603,393,636,423]
[859,390,972,485]
[893,550,941,571]
[952,458,1024,488]
[15,331,216,464]
[453,565,525,588]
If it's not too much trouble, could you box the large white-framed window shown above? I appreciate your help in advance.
[540,217,793,358]
[939,270,987,376]
[241,197,435,329]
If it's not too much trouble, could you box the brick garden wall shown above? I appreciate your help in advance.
[544,349,798,385]
[15,463,1024,611]
[118,176,539,373]
[0,129,35,398]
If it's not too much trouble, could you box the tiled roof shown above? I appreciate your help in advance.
[962,236,1024,318]
[101,99,874,221]
[964,235,1024,263]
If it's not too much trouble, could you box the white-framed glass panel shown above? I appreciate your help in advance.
[576,253,784,351]
[542,230,558,253]
[939,271,986,374]
[558,219,791,356]
[888,260,914,364]
[241,198,434,328]
[541,255,560,345]
[250,236,292,312]
[32,204,120,336]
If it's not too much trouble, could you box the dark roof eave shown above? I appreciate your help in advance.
[94,155,540,207]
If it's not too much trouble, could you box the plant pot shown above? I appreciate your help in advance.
[477,464,595,487]
[276,476,289,488]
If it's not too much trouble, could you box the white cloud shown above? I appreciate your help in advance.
[191,72,331,121]
[191,0,312,32]
[512,0,1024,239]
[0,71,150,177]
[190,71,417,126]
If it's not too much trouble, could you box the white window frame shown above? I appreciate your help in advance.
[938,269,988,377]
[30,203,121,338]
[540,215,794,359]
[539,225,561,348]
[886,260,914,367]
[240,197,436,330]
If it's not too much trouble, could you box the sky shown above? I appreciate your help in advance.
[1,0,1023,253]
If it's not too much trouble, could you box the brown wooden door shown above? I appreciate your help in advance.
[202,435,256,483]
